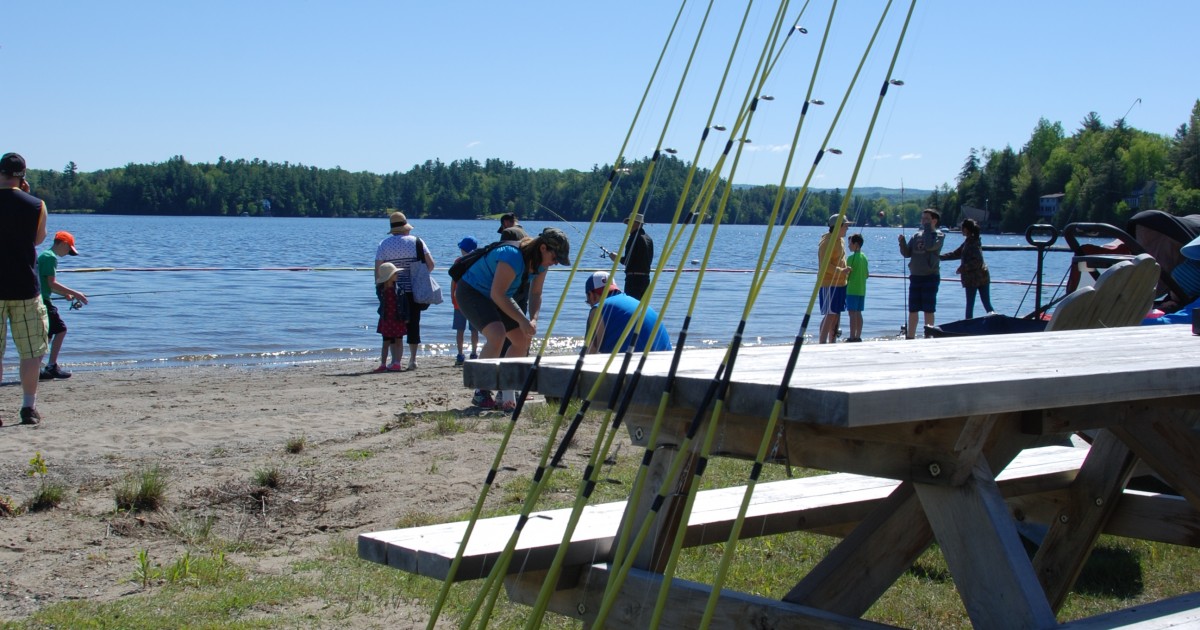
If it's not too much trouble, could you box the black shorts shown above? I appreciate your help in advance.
[45,302,67,336]
[456,282,520,332]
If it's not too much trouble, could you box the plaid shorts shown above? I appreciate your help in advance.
[1,297,49,360]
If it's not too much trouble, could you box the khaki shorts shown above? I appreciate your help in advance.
[0,297,49,360]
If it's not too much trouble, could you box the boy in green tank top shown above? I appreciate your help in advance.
[846,233,868,342]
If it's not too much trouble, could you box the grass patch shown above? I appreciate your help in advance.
[433,414,463,436]
[343,449,374,461]
[114,465,168,512]
[284,434,307,454]
[26,482,68,512]
[252,465,284,489]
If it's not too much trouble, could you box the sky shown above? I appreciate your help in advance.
[4,1,1197,192]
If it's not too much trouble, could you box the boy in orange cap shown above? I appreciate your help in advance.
[37,230,88,379]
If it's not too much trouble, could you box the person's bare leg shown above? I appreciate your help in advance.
[478,323,507,359]
[906,312,918,339]
[923,311,935,338]
[47,332,65,366]
[21,355,41,399]
[408,343,419,370]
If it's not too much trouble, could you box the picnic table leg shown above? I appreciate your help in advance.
[782,481,932,616]
[1109,408,1200,508]
[612,443,697,573]
[782,415,1032,618]
[915,458,1057,630]
[1032,429,1139,612]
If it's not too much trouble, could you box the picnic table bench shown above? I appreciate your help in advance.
[361,324,1200,628]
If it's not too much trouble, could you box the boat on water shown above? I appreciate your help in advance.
[927,210,1200,338]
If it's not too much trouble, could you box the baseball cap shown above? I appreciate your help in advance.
[457,236,478,253]
[584,271,620,296]
[54,231,79,255]
[498,226,527,242]
[539,227,571,265]
[827,214,855,228]
[0,152,26,177]
[375,262,399,285]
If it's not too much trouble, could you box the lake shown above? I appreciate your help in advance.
[5,214,1085,372]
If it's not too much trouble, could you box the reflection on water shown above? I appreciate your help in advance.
[14,215,1086,371]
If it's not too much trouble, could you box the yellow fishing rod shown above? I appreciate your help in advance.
[590,0,911,623]
[453,5,730,629]
[588,1,801,625]
[699,2,915,626]
[469,0,737,621]
[521,1,818,623]
[429,2,693,628]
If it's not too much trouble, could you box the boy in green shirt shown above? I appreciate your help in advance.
[845,233,868,342]
[37,231,88,379]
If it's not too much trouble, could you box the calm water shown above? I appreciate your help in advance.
[4,214,1085,372]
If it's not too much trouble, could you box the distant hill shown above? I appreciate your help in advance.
[733,183,933,204]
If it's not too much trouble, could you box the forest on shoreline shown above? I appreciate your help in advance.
[25,102,1200,229]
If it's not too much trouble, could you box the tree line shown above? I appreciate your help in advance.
[25,100,1200,229]
[927,100,1200,231]
[28,154,917,227]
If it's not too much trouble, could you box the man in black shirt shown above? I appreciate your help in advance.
[608,213,654,301]
[0,152,49,425]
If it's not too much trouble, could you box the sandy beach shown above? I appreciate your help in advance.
[0,358,570,624]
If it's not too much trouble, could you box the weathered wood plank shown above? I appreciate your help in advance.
[464,326,1200,428]
[915,458,1057,630]
[504,564,901,629]
[1059,591,1200,629]
[1008,489,1200,548]
[359,446,1091,582]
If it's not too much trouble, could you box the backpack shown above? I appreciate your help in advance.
[448,241,509,281]
[447,241,531,303]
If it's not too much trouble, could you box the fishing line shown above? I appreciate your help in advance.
[700,2,914,624]
[534,201,614,257]
[429,2,693,627]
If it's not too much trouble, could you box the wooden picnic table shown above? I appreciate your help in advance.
[366,325,1200,628]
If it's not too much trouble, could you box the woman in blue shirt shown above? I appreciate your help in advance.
[456,227,571,363]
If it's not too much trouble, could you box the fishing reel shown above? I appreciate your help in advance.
[70,300,84,310]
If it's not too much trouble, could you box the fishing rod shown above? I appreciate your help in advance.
[432,1,694,626]
[520,1,799,623]
[593,1,827,624]
[900,179,909,335]
[473,0,745,621]
[695,3,916,624]
[534,201,616,258]
[53,289,189,308]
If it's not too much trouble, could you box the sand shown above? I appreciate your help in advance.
[0,357,569,624]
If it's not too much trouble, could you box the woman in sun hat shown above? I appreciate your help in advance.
[374,211,435,371]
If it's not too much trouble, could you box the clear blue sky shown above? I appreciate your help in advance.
[5,1,1197,191]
